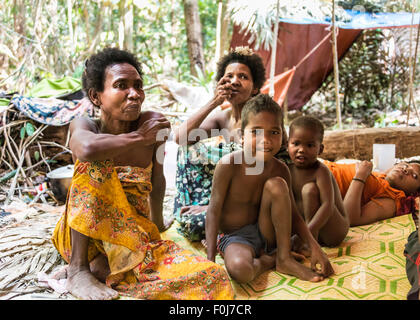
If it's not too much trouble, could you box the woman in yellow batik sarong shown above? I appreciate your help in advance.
[51,48,234,300]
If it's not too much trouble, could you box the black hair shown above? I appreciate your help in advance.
[289,116,325,142]
[241,94,283,131]
[215,48,266,91]
[82,47,143,97]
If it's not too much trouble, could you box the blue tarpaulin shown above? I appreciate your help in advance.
[278,10,420,29]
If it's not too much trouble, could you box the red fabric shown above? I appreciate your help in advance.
[260,67,296,107]
[230,23,361,111]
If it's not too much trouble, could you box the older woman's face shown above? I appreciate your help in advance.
[222,63,258,107]
[385,162,420,194]
[96,62,145,121]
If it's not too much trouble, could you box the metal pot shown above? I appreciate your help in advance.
[45,165,74,203]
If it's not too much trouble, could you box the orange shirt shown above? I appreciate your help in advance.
[323,160,406,216]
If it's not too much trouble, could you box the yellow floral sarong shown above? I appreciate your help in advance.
[52,159,233,300]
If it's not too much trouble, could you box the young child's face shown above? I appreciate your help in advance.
[288,126,323,168]
[242,111,283,163]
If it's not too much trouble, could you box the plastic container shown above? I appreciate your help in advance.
[372,144,395,172]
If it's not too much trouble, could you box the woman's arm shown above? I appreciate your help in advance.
[173,77,232,145]
[69,115,170,162]
[149,140,169,232]
[352,198,396,226]
[205,158,234,261]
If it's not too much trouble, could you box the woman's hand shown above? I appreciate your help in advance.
[136,117,171,146]
[355,160,373,181]
[180,205,208,216]
[211,76,233,107]
[155,215,175,232]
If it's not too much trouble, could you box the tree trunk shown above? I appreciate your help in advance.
[331,0,342,130]
[67,0,74,53]
[123,1,133,51]
[183,0,205,76]
[322,127,420,161]
[13,0,26,59]
[215,0,231,62]
[87,0,104,55]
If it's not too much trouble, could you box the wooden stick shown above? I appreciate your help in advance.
[331,0,342,130]
[269,0,280,98]
[38,141,72,154]
[2,110,20,167]
[36,141,51,172]
[407,5,415,126]
[3,124,48,203]
[411,13,420,122]
[4,146,26,206]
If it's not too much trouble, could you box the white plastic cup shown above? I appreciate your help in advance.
[372,144,395,172]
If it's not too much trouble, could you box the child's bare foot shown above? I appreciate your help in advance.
[291,251,306,262]
[258,254,276,270]
[291,235,311,257]
[66,265,119,300]
[276,256,323,282]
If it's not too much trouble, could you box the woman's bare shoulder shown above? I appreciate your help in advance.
[140,110,166,119]
[70,117,99,133]
[203,108,231,130]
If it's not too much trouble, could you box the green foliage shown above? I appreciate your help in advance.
[188,64,214,93]
[305,26,418,128]
[0,0,220,92]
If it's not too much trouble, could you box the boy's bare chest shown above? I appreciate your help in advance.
[229,172,271,204]
[290,166,317,200]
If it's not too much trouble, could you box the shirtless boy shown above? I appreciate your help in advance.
[287,116,349,247]
[205,94,334,283]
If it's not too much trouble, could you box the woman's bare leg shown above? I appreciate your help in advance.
[258,177,323,282]
[89,253,111,283]
[66,228,119,300]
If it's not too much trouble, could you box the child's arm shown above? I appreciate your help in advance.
[291,195,334,276]
[283,165,334,276]
[308,165,337,239]
[206,159,234,262]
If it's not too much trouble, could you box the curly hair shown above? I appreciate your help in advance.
[82,47,143,96]
[215,47,266,91]
[289,116,325,143]
[241,94,283,131]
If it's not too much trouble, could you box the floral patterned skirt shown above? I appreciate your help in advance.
[52,159,234,300]
[173,137,240,241]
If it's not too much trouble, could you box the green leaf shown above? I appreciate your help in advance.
[20,126,26,140]
[25,122,35,136]
[34,151,40,162]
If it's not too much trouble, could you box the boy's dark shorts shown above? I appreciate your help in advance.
[404,230,420,300]
[217,223,276,257]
